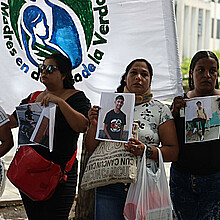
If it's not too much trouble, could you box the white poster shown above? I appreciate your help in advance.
[185,96,220,143]
[96,92,135,142]
[16,102,56,151]
[0,0,183,113]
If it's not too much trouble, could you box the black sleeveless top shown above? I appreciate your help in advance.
[13,91,91,170]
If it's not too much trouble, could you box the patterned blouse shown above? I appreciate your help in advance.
[0,106,9,127]
[134,99,173,147]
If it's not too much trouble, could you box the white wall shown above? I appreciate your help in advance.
[175,0,220,60]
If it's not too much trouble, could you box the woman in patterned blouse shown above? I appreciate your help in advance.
[85,58,179,220]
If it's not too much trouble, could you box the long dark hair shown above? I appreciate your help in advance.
[45,53,75,89]
[189,51,219,90]
[116,58,153,92]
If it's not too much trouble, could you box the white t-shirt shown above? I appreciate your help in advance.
[197,108,206,119]
[0,106,9,127]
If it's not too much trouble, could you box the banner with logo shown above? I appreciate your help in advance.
[0,0,183,113]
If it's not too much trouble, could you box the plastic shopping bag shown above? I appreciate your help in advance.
[123,148,172,220]
[0,159,6,197]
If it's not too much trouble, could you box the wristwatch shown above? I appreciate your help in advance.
[146,145,153,159]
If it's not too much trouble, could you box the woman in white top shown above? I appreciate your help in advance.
[85,58,179,220]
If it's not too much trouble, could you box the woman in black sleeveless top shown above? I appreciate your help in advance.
[170,51,220,220]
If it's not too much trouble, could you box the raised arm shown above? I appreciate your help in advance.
[85,106,101,154]
[171,96,186,118]
[0,123,14,157]
[41,93,89,133]
[8,114,18,129]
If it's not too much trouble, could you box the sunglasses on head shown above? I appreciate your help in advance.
[38,64,59,74]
